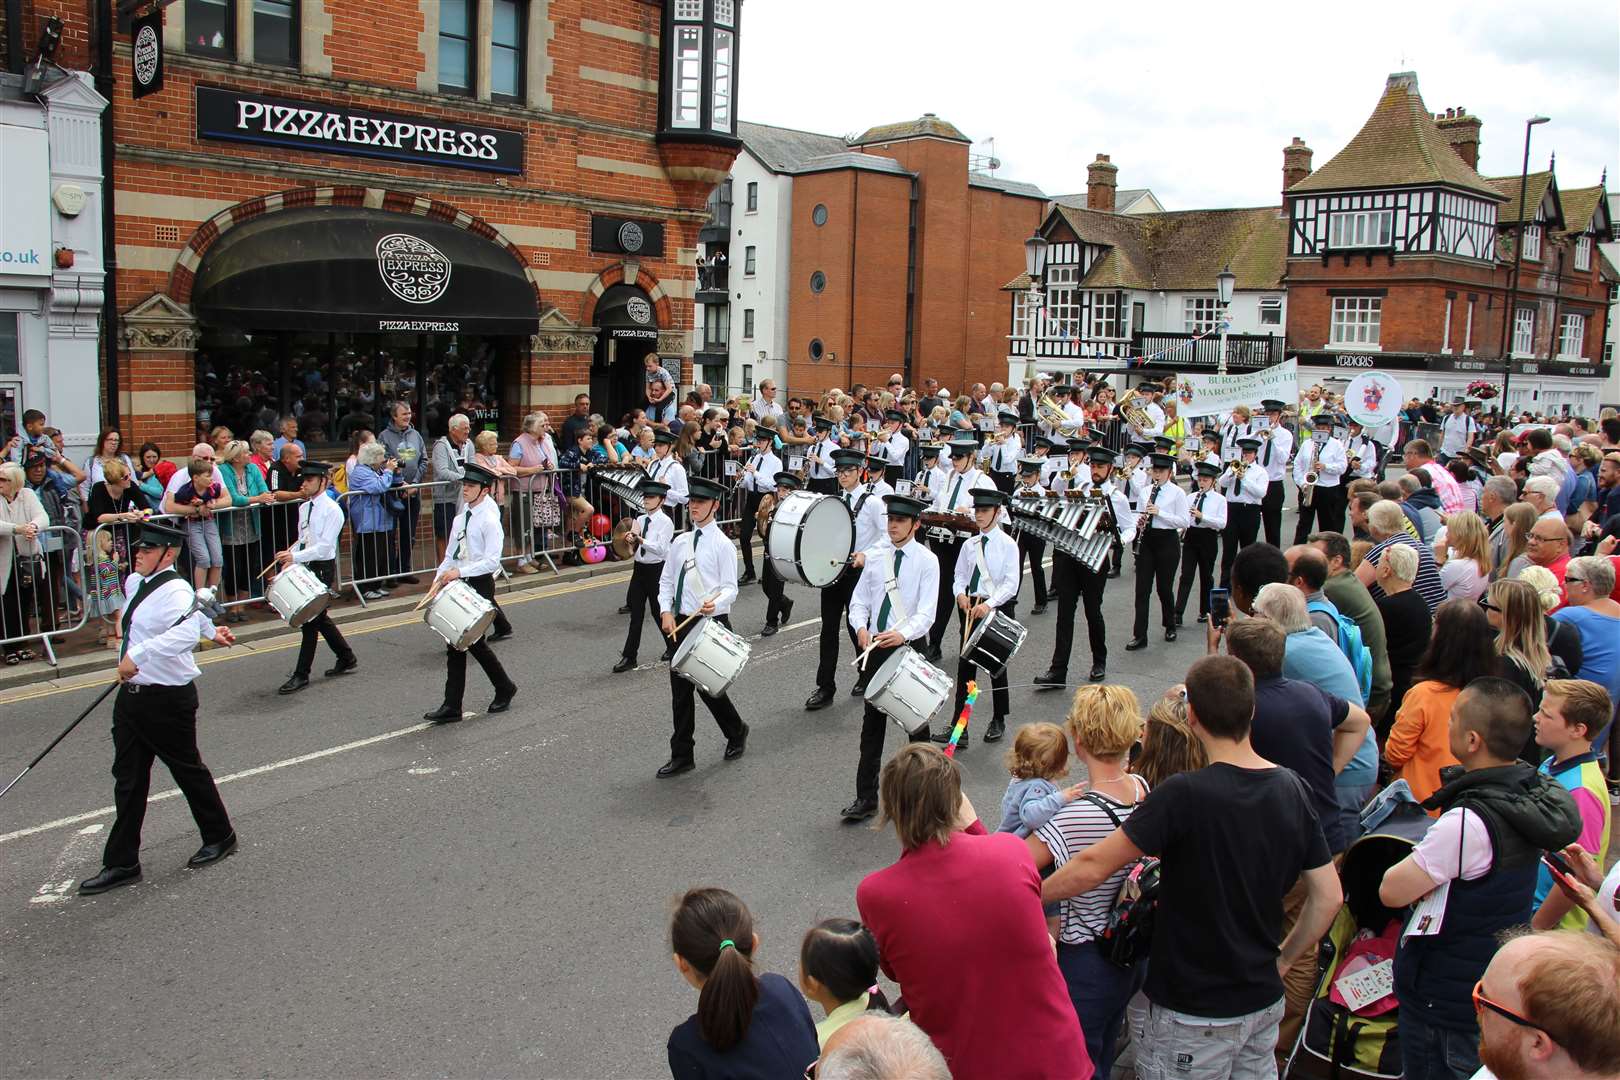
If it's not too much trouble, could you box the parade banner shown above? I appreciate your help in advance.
[1344,371,1405,429]
[1170,359,1298,416]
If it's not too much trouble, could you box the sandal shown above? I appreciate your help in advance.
[15,649,34,662]
[4,653,18,666]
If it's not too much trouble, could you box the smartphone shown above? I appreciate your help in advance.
[1209,588,1231,628]
[1541,850,1575,882]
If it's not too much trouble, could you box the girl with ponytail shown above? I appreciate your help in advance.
[667,887,818,1078]
[798,918,892,1047]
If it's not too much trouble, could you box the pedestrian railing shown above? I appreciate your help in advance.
[1,525,89,667]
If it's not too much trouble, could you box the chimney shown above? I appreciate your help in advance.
[1434,107,1483,170]
[1282,136,1314,194]
[1086,154,1118,212]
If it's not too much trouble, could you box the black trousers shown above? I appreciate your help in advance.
[294,560,355,677]
[739,489,764,577]
[441,573,513,709]
[808,476,837,496]
[927,537,965,652]
[1175,529,1220,620]
[390,492,421,577]
[1293,483,1347,544]
[1220,503,1262,587]
[1133,529,1180,638]
[816,566,861,691]
[990,471,1016,495]
[1049,549,1109,676]
[103,681,233,869]
[669,613,746,761]
[953,600,1015,722]
[761,560,788,625]
[1017,532,1049,606]
[1262,478,1285,548]
[856,640,932,802]
[620,559,663,662]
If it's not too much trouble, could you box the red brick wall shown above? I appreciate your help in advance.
[964,187,1045,391]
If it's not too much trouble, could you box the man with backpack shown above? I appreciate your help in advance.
[1043,654,1342,1080]
[1285,545,1378,706]
[1300,537,1392,723]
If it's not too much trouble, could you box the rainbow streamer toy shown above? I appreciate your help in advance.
[944,681,977,758]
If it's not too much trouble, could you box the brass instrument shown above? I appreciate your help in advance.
[755,491,777,535]
[1231,461,1249,481]
[1118,387,1153,431]
[1037,393,1084,435]
[1302,472,1318,507]
[1348,455,1362,476]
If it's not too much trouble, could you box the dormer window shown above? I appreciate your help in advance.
[1523,223,1541,261]
[662,0,740,137]
[1574,234,1591,271]
[1329,209,1393,249]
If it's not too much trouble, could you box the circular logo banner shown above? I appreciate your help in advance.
[626,296,653,324]
[617,221,645,253]
[376,233,452,305]
[1344,371,1404,428]
[133,25,160,87]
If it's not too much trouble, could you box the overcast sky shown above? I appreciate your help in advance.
[737,0,1619,211]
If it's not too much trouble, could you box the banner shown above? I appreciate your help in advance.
[131,10,163,99]
[1344,371,1405,429]
[1169,359,1298,416]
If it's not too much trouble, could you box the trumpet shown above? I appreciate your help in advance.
[1231,461,1249,479]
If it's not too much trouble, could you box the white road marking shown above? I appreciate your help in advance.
[407,766,440,775]
[28,822,106,903]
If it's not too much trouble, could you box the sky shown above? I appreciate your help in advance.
[736,0,1620,211]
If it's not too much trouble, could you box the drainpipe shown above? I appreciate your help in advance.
[93,1,118,426]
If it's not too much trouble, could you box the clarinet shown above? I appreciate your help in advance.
[1133,482,1162,556]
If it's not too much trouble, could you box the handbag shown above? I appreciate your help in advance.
[531,476,562,529]
[15,553,46,590]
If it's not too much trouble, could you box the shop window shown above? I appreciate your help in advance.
[186,0,234,58]
[439,0,475,95]
[491,0,524,101]
[253,0,297,66]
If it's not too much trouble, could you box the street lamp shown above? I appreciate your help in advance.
[1215,264,1236,375]
[1498,115,1551,417]
[1023,234,1048,383]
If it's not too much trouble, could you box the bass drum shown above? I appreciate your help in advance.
[962,609,1028,676]
[767,491,854,588]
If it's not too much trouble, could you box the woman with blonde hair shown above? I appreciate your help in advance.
[1497,501,1538,580]
[1434,510,1491,601]
[1025,684,1149,1074]
[1516,564,1585,679]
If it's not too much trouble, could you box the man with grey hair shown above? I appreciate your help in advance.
[817,1014,950,1080]
[1356,500,1448,611]
[1522,475,1562,522]
[380,400,428,584]
[1479,475,1517,573]
[430,413,472,562]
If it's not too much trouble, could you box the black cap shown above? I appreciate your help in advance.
[1237,437,1262,451]
[883,493,929,519]
[298,461,333,479]
[1451,396,1466,404]
[1087,446,1117,465]
[971,487,1008,509]
[1202,430,1222,444]
[1033,435,1055,451]
[1261,399,1286,412]
[752,428,775,442]
[1123,442,1146,457]
[132,521,186,550]
[1152,435,1176,451]
[866,453,888,469]
[1312,413,1336,428]
[1017,456,1043,474]
[997,410,1019,426]
[1195,461,1222,478]
[774,471,802,490]
[1066,438,1089,454]
[1148,452,1176,470]
[641,480,671,498]
[832,449,865,469]
[461,462,498,487]
[947,439,978,459]
[654,429,678,445]
[1050,383,1073,394]
[918,443,943,458]
[884,409,906,423]
[688,475,727,501]
[1086,427,1107,443]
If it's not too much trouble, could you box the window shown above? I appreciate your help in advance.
[746,182,759,213]
[1259,296,1282,325]
[439,0,474,94]
[1463,298,1475,354]
[742,308,755,339]
[741,363,753,392]
[490,0,524,100]
[674,0,703,18]
[1558,313,1585,359]
[185,0,234,58]
[1010,292,1031,340]
[1574,234,1591,271]
[1522,223,1541,262]
[1088,292,1122,339]
[1044,265,1080,339]
[1512,307,1535,355]
[1329,296,1381,345]
[1183,296,1221,334]
[670,24,703,127]
[1328,210,1394,249]
[702,304,729,349]
[710,28,733,132]
[252,0,297,65]
[808,338,825,362]
[0,313,18,375]
[1441,297,1452,352]
[713,0,735,25]
[809,270,826,294]
[811,203,828,226]
[744,246,756,275]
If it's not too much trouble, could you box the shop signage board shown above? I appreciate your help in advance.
[131,10,164,99]
[0,125,50,279]
[590,216,666,257]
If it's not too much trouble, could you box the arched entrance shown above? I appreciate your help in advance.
[591,283,662,423]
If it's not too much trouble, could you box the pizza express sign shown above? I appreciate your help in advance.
[195,87,524,175]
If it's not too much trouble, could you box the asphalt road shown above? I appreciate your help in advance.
[0,532,1232,1078]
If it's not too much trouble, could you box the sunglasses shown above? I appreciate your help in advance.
[1477,598,1502,612]
[1472,979,1543,1032]
[1564,574,1586,585]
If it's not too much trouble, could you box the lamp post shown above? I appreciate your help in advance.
[1023,234,1048,384]
[1215,264,1236,376]
[1498,115,1551,418]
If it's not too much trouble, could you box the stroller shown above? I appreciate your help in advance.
[1284,788,1433,1080]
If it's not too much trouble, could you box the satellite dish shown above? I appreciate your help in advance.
[988,157,1002,171]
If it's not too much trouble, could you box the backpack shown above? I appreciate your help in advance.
[1078,793,1160,969]
[1308,598,1374,702]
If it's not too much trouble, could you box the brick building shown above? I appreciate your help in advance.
[12,0,744,451]
[1284,71,1614,415]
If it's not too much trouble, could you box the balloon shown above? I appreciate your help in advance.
[582,544,607,564]
[590,513,612,539]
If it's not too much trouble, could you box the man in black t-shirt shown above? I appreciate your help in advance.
[1043,655,1340,1080]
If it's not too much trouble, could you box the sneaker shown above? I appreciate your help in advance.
[362,589,386,600]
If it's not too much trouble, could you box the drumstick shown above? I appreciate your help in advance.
[257,560,280,579]
[852,643,876,670]
[669,590,721,639]
[961,607,978,647]
[414,580,444,612]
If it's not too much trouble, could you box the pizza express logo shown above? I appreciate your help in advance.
[626,296,653,324]
[376,233,452,305]
[617,221,645,253]
[133,25,160,86]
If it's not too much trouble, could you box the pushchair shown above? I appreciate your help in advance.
[1283,791,1433,1079]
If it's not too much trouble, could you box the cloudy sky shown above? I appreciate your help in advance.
[737,0,1619,211]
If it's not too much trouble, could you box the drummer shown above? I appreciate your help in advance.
[925,437,995,662]
[874,409,910,486]
[657,474,748,777]
[273,461,358,695]
[737,428,781,587]
[806,448,888,710]
[1012,456,1050,615]
[940,486,1020,747]
[758,471,799,637]
[644,429,689,511]
[613,479,674,674]
[842,492,940,823]
[422,461,518,722]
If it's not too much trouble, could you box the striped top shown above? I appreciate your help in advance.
[1036,775,1150,945]
[1365,534,1449,614]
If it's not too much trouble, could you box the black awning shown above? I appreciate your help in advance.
[594,283,661,336]
[192,206,539,334]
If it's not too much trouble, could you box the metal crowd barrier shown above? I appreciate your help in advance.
[1,525,89,667]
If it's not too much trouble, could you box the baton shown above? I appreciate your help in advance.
[0,683,118,801]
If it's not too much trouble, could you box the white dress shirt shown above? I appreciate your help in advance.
[659,519,739,617]
[1140,479,1192,531]
[744,450,782,493]
[1187,487,1229,531]
[1220,418,1252,462]
[645,454,689,505]
[931,466,994,514]
[877,429,910,465]
[293,493,344,564]
[752,398,785,425]
[123,572,216,686]
[439,495,504,577]
[1346,435,1380,480]
[1260,425,1294,482]
[837,483,890,555]
[954,527,1020,608]
[980,433,1022,475]
[848,537,939,641]
[1220,461,1269,504]
[1078,476,1139,547]
[915,462,952,501]
[809,437,840,480]
[1039,457,1066,488]
[632,506,675,564]
[1127,401,1166,441]
[1293,436,1349,489]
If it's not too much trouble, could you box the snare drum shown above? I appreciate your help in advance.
[266,563,332,628]
[864,647,951,735]
[424,579,497,650]
[767,490,855,588]
[963,609,1028,676]
[670,617,752,697]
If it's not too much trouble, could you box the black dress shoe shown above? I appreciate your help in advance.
[399,575,420,585]
[488,628,514,643]
[1030,603,1048,615]
[187,833,237,867]
[1089,662,1107,682]
[850,681,869,698]
[984,716,1006,742]
[723,724,750,761]
[612,655,636,674]
[1174,614,1184,627]
[487,683,518,713]
[78,864,141,895]
[780,598,794,623]
[760,623,778,637]
[840,798,878,822]
[278,673,309,695]
[657,758,696,779]
[924,646,943,663]
[1196,613,1208,624]
[660,647,676,662]
[423,704,463,723]
[805,686,836,710]
[931,727,969,749]
[325,656,359,678]
[1033,669,1067,688]
[738,572,758,586]
[617,604,631,615]
[1125,637,1149,651]
[1165,628,1177,642]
